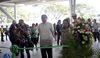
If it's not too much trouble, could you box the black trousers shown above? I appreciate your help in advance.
[93,32,100,42]
[10,36,17,45]
[10,37,20,56]
[20,42,30,58]
[6,34,8,40]
[57,32,61,45]
[41,47,52,58]
[1,33,4,41]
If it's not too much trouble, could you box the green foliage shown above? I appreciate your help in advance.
[0,10,5,16]
[60,22,94,58]
[44,3,96,20]
[98,51,100,58]
[59,36,94,58]
[94,49,100,58]
[44,3,69,19]
[17,7,33,21]
[0,7,33,23]
[76,4,96,19]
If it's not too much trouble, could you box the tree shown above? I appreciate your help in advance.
[17,7,33,21]
[44,3,96,20]
[76,4,96,19]
[44,3,69,20]
[0,10,6,23]
[0,7,33,23]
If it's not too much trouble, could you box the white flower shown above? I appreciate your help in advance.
[85,36,87,38]
[77,26,80,28]
[86,24,88,26]
[79,31,82,33]
[81,31,84,33]
[74,26,76,28]
[79,31,84,33]
[78,30,80,32]
[83,37,88,41]
[72,31,74,33]
[82,41,85,44]
[85,38,88,41]
[82,24,84,26]
[89,38,91,40]
[85,32,89,34]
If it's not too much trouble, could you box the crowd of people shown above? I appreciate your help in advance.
[0,14,100,58]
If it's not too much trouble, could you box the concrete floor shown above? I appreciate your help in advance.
[0,36,100,58]
[0,36,62,58]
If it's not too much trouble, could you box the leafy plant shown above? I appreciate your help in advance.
[60,22,94,58]
[59,36,94,58]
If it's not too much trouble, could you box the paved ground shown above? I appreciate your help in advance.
[0,36,100,58]
[0,36,62,58]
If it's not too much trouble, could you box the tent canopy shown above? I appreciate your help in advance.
[0,0,68,7]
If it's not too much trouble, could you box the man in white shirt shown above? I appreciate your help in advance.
[38,14,54,58]
[92,19,100,42]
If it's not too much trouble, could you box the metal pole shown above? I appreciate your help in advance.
[0,6,14,20]
[69,0,76,23]
[14,5,17,20]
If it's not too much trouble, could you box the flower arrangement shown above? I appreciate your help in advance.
[60,22,94,58]
[72,23,93,46]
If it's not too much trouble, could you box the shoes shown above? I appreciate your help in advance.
[16,53,19,56]
[31,49,33,51]
[0,50,2,53]
[36,49,38,51]
[1,41,4,42]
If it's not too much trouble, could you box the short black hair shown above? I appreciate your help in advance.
[1,25,3,27]
[32,23,35,25]
[41,14,47,18]
[19,19,23,21]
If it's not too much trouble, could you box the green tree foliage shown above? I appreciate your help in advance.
[0,10,6,23]
[0,7,33,23]
[0,3,96,23]
[44,3,69,20]
[6,8,14,23]
[76,4,96,19]
[44,3,96,20]
[17,7,33,21]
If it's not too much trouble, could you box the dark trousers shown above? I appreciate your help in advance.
[10,36,17,45]
[6,34,8,40]
[57,32,61,45]
[1,33,4,41]
[20,42,30,58]
[10,37,20,56]
[93,32,100,42]
[41,48,52,58]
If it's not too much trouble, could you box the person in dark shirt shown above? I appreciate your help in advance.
[56,20,62,45]
[5,25,9,41]
[9,20,20,56]
[18,19,31,58]
[9,20,19,45]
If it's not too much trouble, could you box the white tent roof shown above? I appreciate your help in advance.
[0,0,68,7]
